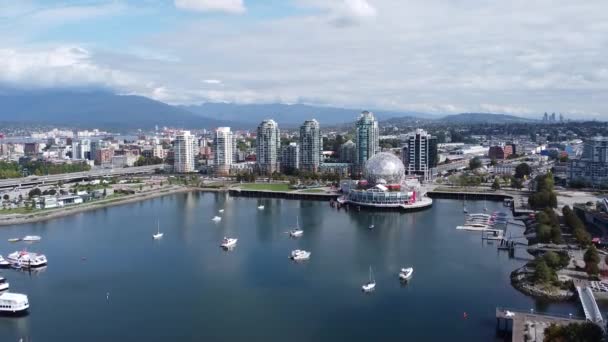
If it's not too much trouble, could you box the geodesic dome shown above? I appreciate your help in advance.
[363,152,405,185]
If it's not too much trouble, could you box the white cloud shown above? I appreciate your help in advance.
[202,79,222,84]
[174,0,245,14]
[299,0,377,26]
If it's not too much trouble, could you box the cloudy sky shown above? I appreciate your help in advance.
[1,0,607,119]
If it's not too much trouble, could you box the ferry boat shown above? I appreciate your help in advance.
[399,267,414,281]
[362,266,376,293]
[22,236,41,242]
[0,255,9,268]
[212,216,222,222]
[7,251,48,268]
[0,292,29,314]
[290,250,311,261]
[0,276,9,291]
[220,237,238,249]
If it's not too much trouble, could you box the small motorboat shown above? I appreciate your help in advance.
[218,209,225,213]
[290,250,311,261]
[0,255,9,268]
[0,276,9,291]
[212,216,222,222]
[361,266,376,293]
[7,238,20,243]
[22,236,41,242]
[399,267,414,281]
[220,237,238,249]
[257,205,265,210]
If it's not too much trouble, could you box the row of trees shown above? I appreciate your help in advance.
[528,172,558,209]
[134,156,163,166]
[0,160,90,179]
[544,322,604,342]
[535,208,563,244]
[562,205,592,246]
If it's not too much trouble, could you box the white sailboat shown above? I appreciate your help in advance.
[289,216,304,237]
[483,196,488,212]
[463,194,468,214]
[212,216,222,222]
[369,217,375,230]
[361,266,376,292]
[153,220,163,239]
[258,205,265,210]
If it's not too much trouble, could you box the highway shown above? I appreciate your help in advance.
[0,164,164,189]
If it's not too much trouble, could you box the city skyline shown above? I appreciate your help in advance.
[0,1,607,119]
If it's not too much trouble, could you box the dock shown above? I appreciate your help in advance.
[496,307,586,342]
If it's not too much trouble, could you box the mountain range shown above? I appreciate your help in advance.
[0,89,538,130]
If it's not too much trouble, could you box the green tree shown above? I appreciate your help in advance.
[534,260,553,284]
[2,194,9,201]
[510,177,523,189]
[469,157,482,170]
[543,251,561,269]
[489,158,497,166]
[491,178,501,190]
[28,188,41,199]
[514,163,532,179]
[544,322,604,342]
[584,245,601,275]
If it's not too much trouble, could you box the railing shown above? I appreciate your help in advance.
[496,307,586,321]
[576,286,604,323]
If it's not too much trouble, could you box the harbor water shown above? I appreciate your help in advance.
[0,193,592,341]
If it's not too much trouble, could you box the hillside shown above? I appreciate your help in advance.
[0,90,233,130]
[441,113,535,124]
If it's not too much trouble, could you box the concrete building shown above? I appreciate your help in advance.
[299,119,322,173]
[71,139,91,160]
[355,111,379,172]
[24,143,40,156]
[214,127,234,176]
[568,136,608,188]
[402,129,438,181]
[281,142,299,174]
[256,119,280,175]
[174,130,197,173]
[94,148,114,166]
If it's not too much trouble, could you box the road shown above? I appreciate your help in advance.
[0,164,164,189]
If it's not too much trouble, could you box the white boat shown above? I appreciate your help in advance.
[290,249,311,261]
[399,267,414,281]
[258,205,265,210]
[368,224,374,229]
[220,237,238,248]
[7,251,48,268]
[22,236,41,242]
[361,266,376,292]
[0,276,9,291]
[212,216,222,222]
[0,255,9,268]
[289,216,304,237]
[0,292,29,313]
[152,220,163,240]
[7,238,20,243]
[218,209,225,213]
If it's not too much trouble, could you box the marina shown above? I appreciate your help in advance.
[0,192,597,341]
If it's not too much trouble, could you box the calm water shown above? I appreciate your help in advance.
[0,193,591,341]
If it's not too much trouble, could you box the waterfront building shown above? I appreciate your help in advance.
[71,139,91,160]
[299,119,322,173]
[174,130,197,173]
[214,127,234,176]
[568,136,608,188]
[402,129,438,181]
[339,140,356,164]
[355,111,379,173]
[256,119,280,175]
[338,152,432,210]
[319,163,350,177]
[281,142,299,174]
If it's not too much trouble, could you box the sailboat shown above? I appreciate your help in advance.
[361,266,376,292]
[483,195,488,212]
[463,194,468,214]
[153,220,163,239]
[289,216,303,237]
[368,217,374,230]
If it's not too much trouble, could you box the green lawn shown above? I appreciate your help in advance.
[240,183,292,192]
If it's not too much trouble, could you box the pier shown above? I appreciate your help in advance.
[229,188,339,201]
[496,307,587,342]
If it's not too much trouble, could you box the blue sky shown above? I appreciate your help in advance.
[1,0,607,119]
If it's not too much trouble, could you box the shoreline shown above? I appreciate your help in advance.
[0,186,226,227]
